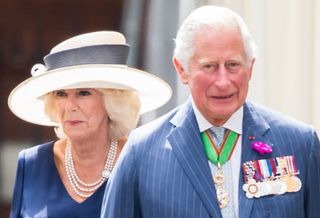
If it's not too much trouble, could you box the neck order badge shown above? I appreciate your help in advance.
[201,129,239,208]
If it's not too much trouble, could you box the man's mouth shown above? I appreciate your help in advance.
[213,93,234,99]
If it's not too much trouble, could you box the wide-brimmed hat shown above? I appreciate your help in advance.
[8,31,172,126]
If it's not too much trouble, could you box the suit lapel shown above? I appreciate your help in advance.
[167,101,272,217]
[239,102,270,218]
[168,100,222,218]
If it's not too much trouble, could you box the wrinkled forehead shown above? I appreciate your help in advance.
[193,27,248,58]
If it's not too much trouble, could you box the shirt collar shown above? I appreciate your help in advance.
[191,98,243,134]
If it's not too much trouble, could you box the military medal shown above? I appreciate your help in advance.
[290,176,302,192]
[213,163,229,208]
[201,129,239,208]
[281,175,302,192]
[242,155,301,198]
[271,179,287,195]
[259,181,272,196]
[242,179,261,198]
[247,182,259,196]
[276,156,301,192]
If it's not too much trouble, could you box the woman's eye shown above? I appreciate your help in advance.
[78,90,91,96]
[55,91,67,97]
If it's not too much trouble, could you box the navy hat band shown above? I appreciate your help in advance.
[44,44,129,70]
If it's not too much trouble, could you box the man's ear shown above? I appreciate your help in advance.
[173,57,189,84]
[248,58,255,80]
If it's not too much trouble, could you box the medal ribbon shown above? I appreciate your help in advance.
[201,129,239,165]
[242,156,298,182]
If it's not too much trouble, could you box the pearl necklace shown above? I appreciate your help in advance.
[64,139,118,198]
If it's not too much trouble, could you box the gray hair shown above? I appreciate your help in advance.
[173,5,258,70]
[43,88,141,140]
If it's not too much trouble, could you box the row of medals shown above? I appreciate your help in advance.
[212,167,302,207]
[213,169,302,208]
[242,173,302,198]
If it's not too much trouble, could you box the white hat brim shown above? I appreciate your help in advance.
[8,64,172,126]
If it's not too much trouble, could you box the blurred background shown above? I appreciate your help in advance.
[1,0,319,216]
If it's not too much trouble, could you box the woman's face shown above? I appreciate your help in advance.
[53,88,108,141]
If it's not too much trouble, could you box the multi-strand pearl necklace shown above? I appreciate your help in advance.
[64,139,118,198]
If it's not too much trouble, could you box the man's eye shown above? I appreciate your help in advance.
[225,61,241,71]
[227,62,240,67]
[202,64,218,70]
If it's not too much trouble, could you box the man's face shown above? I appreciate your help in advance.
[175,28,254,126]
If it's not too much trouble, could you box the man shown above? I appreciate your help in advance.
[101,5,320,218]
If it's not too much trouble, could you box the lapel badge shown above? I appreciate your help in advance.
[249,135,255,140]
[251,141,272,155]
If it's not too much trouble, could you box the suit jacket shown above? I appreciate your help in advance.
[101,99,320,218]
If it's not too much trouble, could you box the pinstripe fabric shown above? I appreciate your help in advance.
[101,99,320,218]
[239,102,320,218]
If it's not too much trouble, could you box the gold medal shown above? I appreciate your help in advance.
[280,175,302,192]
[216,186,229,208]
[291,176,302,192]
[213,163,229,208]
[281,175,295,192]
[213,173,225,185]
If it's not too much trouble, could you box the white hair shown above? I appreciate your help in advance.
[43,88,141,140]
[173,5,258,70]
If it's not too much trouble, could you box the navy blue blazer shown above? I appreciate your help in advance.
[101,99,320,218]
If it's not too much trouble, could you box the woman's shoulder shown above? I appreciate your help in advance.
[16,141,58,181]
[19,141,54,162]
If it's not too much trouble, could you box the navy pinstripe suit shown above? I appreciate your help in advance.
[101,99,320,218]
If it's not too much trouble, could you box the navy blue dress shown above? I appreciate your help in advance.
[10,141,106,218]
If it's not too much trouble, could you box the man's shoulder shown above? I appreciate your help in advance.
[127,102,193,146]
[134,106,180,135]
[245,101,314,131]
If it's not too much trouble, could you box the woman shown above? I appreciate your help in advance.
[8,31,171,218]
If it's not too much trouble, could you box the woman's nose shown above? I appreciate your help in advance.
[65,96,79,111]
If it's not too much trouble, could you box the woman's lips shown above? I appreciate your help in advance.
[66,120,83,125]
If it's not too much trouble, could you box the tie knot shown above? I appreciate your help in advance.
[209,126,226,146]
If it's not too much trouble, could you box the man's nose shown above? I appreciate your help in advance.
[214,66,230,88]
